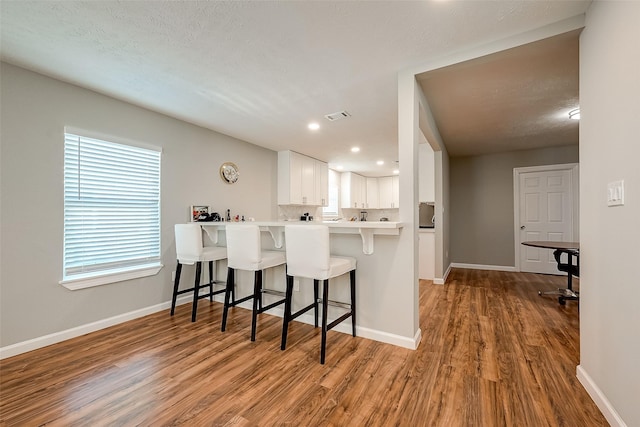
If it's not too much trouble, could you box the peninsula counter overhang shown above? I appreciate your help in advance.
[199,221,404,255]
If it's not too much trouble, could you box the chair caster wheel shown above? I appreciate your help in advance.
[558,297,566,305]
[538,291,542,296]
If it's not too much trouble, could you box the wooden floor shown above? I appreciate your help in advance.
[1,269,607,426]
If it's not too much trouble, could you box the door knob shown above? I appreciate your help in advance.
[520,225,526,230]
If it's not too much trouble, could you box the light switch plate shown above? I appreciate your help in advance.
[607,180,624,206]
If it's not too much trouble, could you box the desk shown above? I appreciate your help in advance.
[522,241,580,305]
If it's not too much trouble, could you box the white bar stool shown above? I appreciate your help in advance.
[172,224,227,322]
[221,224,287,341]
[281,225,356,364]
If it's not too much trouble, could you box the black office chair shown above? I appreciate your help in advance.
[538,249,579,305]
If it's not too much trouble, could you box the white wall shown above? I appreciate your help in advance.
[578,2,640,426]
[0,63,277,348]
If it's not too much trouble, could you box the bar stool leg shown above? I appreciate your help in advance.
[191,262,202,322]
[314,279,319,328]
[321,279,329,365]
[171,262,182,316]
[281,275,294,350]
[208,261,214,301]
[350,270,356,337]
[221,267,234,332]
[251,270,262,342]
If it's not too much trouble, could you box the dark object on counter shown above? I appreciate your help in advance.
[226,209,231,222]
[300,213,313,221]
[360,211,368,221]
[196,212,214,222]
[380,217,389,222]
[196,212,222,222]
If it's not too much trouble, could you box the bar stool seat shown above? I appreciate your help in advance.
[281,224,356,364]
[221,224,286,341]
[172,224,227,322]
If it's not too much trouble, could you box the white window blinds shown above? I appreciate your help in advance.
[63,133,161,280]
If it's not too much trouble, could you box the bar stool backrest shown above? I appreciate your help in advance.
[285,225,331,280]
[175,224,205,264]
[226,224,262,270]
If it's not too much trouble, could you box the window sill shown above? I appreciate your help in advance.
[60,263,164,290]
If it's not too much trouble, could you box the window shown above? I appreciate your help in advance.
[322,168,340,218]
[61,131,162,289]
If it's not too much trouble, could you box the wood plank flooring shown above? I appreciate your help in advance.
[0,269,607,426]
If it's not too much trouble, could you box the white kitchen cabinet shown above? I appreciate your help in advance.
[419,230,435,280]
[366,177,379,209]
[341,172,366,209]
[278,150,327,206]
[378,176,399,208]
[419,143,435,202]
[315,159,328,207]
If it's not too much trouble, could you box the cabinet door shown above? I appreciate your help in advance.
[419,232,435,280]
[315,160,328,206]
[341,172,365,209]
[419,143,435,202]
[366,177,378,209]
[300,155,315,205]
[278,151,302,205]
[392,175,399,208]
[378,176,393,208]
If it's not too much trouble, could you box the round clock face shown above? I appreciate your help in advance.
[220,162,239,184]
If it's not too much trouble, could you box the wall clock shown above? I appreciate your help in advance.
[219,162,239,184]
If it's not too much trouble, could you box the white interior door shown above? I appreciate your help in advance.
[516,166,576,274]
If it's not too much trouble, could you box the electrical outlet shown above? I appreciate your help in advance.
[294,278,300,292]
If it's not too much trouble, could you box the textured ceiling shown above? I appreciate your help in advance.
[0,1,589,175]
[417,30,580,157]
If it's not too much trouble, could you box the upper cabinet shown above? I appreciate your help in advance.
[341,172,367,209]
[315,159,328,207]
[366,177,379,209]
[278,150,328,206]
[419,143,435,202]
[378,176,399,208]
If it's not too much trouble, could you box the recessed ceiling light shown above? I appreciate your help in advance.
[393,169,399,175]
[308,122,320,130]
[351,147,360,153]
[377,160,384,165]
[568,108,580,120]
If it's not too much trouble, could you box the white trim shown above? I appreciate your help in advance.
[60,263,163,290]
[433,263,452,285]
[451,263,517,272]
[1,291,420,359]
[513,163,579,272]
[64,125,163,153]
[1,297,172,360]
[577,365,628,427]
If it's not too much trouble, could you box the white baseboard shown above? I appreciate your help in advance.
[1,292,420,359]
[0,298,179,360]
[577,365,627,427]
[433,263,452,285]
[450,263,516,272]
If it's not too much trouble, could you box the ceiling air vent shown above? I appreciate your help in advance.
[324,110,351,121]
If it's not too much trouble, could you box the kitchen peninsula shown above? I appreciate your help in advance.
[195,220,414,349]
